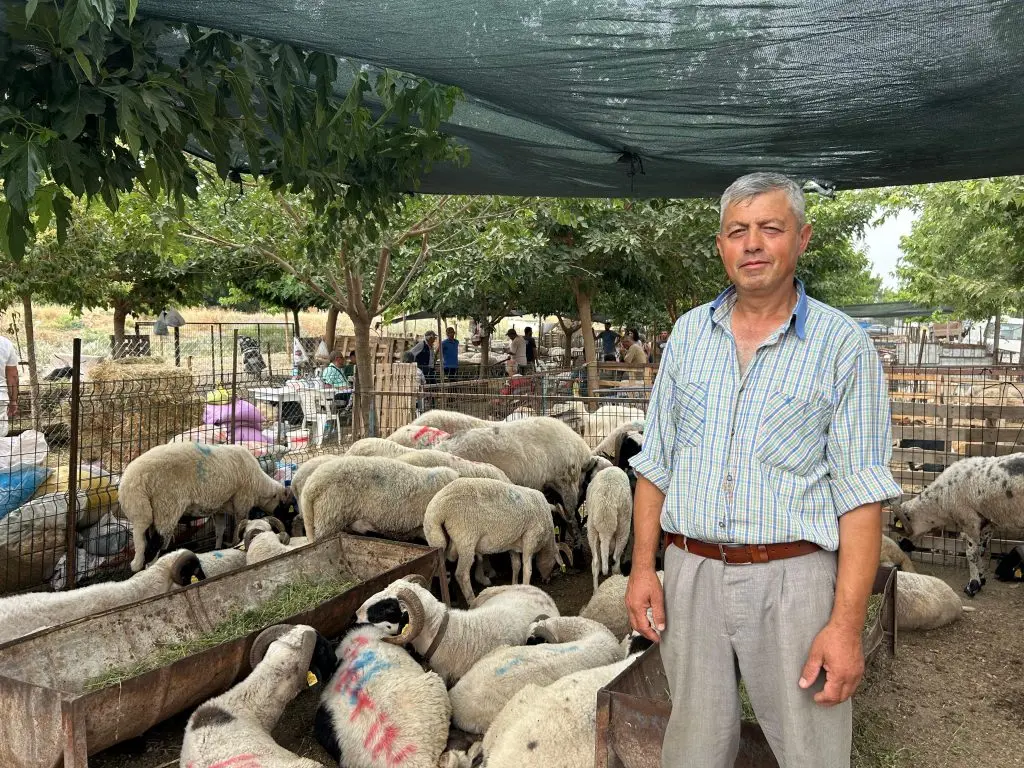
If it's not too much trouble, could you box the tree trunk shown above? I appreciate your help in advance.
[993,314,1001,364]
[555,315,578,369]
[292,307,301,340]
[479,333,490,380]
[572,280,599,408]
[325,305,340,353]
[112,303,129,358]
[20,292,40,430]
[350,314,376,437]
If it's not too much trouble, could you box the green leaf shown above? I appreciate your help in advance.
[25,0,39,22]
[3,139,45,214]
[126,0,138,24]
[59,0,95,47]
[74,50,93,82]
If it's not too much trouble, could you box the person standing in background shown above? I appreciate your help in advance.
[506,328,528,375]
[596,322,620,362]
[0,335,19,436]
[442,327,460,379]
[524,327,537,372]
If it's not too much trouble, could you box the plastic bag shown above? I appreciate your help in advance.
[315,339,330,360]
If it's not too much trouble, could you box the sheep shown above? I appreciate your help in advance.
[120,443,290,572]
[448,616,622,734]
[503,406,535,422]
[386,424,451,448]
[300,457,458,541]
[355,576,559,686]
[196,547,248,579]
[396,450,510,482]
[436,417,598,547]
[593,423,645,468]
[410,409,490,435]
[346,437,415,459]
[423,478,574,602]
[895,571,970,631]
[580,463,633,593]
[581,405,646,449]
[479,654,639,768]
[579,571,664,639]
[314,622,451,768]
[245,530,311,565]
[891,453,1024,595]
[234,515,288,545]
[290,454,345,505]
[0,550,205,643]
[181,624,336,768]
[880,534,916,573]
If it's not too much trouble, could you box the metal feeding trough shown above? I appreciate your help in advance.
[0,534,446,768]
[595,565,897,768]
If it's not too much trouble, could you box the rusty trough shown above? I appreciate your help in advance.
[595,565,898,768]
[0,533,446,768]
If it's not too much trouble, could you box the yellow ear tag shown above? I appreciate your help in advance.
[579,504,587,520]
[1015,568,1022,579]
[190,575,200,584]
[560,564,567,574]
[894,520,903,529]
[307,671,318,687]
[554,526,560,536]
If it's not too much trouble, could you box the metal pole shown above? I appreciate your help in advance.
[64,338,82,590]
[173,326,181,367]
[210,326,216,379]
[230,330,239,445]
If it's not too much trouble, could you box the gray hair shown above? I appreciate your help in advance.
[719,173,805,228]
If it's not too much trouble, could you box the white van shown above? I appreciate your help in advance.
[983,317,1023,361]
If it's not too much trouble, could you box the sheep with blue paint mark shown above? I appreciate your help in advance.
[448,615,621,734]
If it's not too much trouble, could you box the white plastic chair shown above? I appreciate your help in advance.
[297,387,341,447]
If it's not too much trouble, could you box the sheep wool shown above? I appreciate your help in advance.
[346,438,416,459]
[291,454,345,504]
[410,409,490,435]
[581,405,646,450]
[120,443,289,572]
[386,424,451,448]
[583,466,633,593]
[879,534,916,573]
[895,571,966,631]
[397,451,510,482]
[448,616,621,734]
[181,624,333,768]
[0,550,204,644]
[580,572,664,640]
[300,457,458,541]
[315,624,451,768]
[196,547,248,579]
[245,531,311,566]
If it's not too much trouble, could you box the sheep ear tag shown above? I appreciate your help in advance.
[1015,567,1022,579]
[307,671,319,687]
[190,575,200,584]
[894,520,903,530]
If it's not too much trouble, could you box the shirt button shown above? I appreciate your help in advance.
[726,474,733,482]
[719,522,726,528]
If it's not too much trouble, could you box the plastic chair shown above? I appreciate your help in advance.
[297,387,341,447]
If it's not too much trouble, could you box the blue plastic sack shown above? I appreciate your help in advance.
[0,464,51,520]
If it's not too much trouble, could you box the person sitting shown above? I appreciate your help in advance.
[342,350,356,380]
[321,351,352,407]
[621,335,648,367]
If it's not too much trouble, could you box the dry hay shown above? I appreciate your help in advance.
[69,357,203,471]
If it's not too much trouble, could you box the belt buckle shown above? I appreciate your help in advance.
[718,543,753,565]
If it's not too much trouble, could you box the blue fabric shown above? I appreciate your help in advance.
[631,281,901,551]
[596,329,619,356]
[709,278,810,340]
[0,464,51,520]
[441,338,460,368]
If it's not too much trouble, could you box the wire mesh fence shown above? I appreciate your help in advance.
[1,337,1023,597]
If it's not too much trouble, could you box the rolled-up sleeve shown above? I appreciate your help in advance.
[629,323,681,495]
[827,342,903,514]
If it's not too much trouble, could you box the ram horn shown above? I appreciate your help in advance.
[169,551,205,586]
[267,516,287,534]
[249,624,294,668]
[556,542,575,567]
[404,573,430,589]
[528,620,559,645]
[234,519,250,544]
[382,588,425,646]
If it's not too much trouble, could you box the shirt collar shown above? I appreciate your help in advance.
[709,278,808,340]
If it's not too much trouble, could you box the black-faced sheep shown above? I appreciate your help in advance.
[422,478,574,602]
[0,550,204,643]
[891,453,1024,595]
[314,622,451,768]
[582,465,633,593]
[180,624,336,768]
[355,577,559,686]
[299,457,458,541]
[120,443,290,572]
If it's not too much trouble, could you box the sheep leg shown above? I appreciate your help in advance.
[963,534,984,597]
[591,546,600,594]
[455,553,476,604]
[522,552,533,586]
[473,555,492,587]
[611,531,629,576]
[510,552,521,585]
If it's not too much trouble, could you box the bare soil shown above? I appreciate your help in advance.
[91,561,1023,768]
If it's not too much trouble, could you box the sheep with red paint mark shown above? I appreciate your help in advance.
[314,623,451,768]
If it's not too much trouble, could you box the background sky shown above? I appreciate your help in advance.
[859,209,917,290]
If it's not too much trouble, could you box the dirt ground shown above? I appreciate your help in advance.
[91,560,1023,768]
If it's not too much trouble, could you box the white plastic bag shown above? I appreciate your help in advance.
[0,429,49,470]
[315,339,330,360]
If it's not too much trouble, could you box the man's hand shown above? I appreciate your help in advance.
[7,400,17,419]
[798,621,865,705]
[626,568,666,643]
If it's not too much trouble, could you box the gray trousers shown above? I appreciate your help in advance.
[660,544,851,768]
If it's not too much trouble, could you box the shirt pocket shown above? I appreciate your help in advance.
[755,390,832,475]
[672,382,707,449]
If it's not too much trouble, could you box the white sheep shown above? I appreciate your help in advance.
[346,437,415,459]
[593,423,644,466]
[410,409,490,435]
[396,450,510,482]
[579,571,664,640]
[0,550,204,643]
[581,405,646,450]
[503,406,536,422]
[448,616,622,734]
[386,424,451,448]
[479,654,639,768]
[196,547,248,579]
[234,516,289,545]
[181,623,335,768]
[895,571,969,631]
[120,443,290,572]
[245,530,311,565]
[583,465,633,593]
[355,577,560,686]
[291,454,345,504]
[880,534,916,573]
[314,622,451,768]
[436,417,598,546]
[300,457,458,541]
[423,478,574,602]
[891,453,1024,595]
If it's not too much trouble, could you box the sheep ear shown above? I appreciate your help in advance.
[249,624,293,668]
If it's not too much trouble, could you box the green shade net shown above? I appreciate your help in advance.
[142,1,1024,197]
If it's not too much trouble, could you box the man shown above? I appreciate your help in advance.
[0,335,18,436]
[523,326,537,372]
[596,322,619,362]
[342,350,356,380]
[406,331,438,385]
[506,328,528,375]
[620,334,648,367]
[626,173,901,768]
[321,351,351,409]
[441,327,460,379]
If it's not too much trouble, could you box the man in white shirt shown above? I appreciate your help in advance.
[0,336,20,436]
[506,329,528,375]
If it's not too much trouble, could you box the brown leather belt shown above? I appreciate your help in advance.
[663,532,820,565]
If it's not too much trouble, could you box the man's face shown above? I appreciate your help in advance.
[716,189,811,296]
[446,330,455,340]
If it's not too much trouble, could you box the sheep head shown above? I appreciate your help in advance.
[167,550,206,586]
[536,537,574,582]
[249,624,330,691]
[381,587,426,646]
[238,517,287,548]
[889,496,933,544]
[525,616,558,645]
